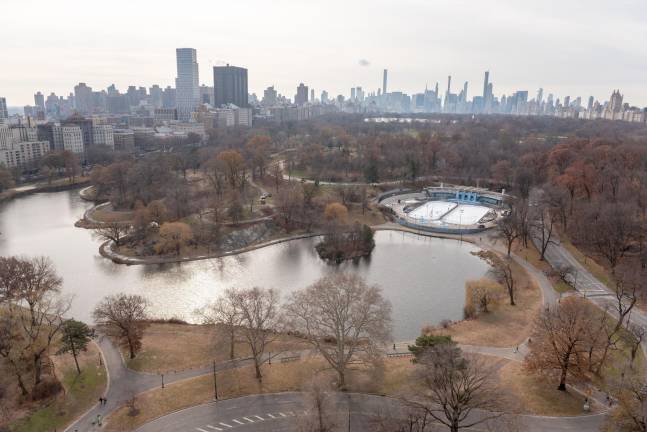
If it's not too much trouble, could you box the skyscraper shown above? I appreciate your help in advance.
[0,97,7,119]
[34,92,45,110]
[262,86,278,106]
[482,71,490,100]
[213,64,248,108]
[295,83,308,105]
[175,48,200,120]
[74,83,93,114]
[382,69,388,95]
[149,85,163,108]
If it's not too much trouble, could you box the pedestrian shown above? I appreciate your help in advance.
[103,397,107,406]
[393,343,396,351]
[98,397,102,405]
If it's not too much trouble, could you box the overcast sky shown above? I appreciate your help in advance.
[2,0,646,107]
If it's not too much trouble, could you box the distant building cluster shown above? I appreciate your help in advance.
[342,70,646,123]
[2,50,646,172]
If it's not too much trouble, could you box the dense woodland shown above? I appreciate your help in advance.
[87,115,647,279]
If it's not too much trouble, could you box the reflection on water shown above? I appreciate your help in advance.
[0,190,489,340]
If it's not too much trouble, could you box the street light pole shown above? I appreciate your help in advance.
[213,360,218,400]
[459,209,464,243]
[347,393,351,432]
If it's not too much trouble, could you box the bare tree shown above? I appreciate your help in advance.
[580,203,637,273]
[297,376,337,432]
[595,269,639,374]
[231,287,282,380]
[286,273,392,389]
[93,294,149,359]
[0,256,24,303]
[524,297,596,390]
[491,259,516,306]
[0,257,70,394]
[624,322,646,368]
[606,374,647,432]
[405,343,502,432]
[198,288,242,360]
[531,200,558,261]
[496,211,520,257]
[548,264,577,289]
[371,406,431,432]
[93,221,131,246]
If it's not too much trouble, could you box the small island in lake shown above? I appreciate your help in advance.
[316,219,375,263]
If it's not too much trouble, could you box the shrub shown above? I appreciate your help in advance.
[31,377,63,401]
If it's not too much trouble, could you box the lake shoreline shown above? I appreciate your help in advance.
[98,224,480,266]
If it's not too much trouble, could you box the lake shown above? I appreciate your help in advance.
[0,190,490,340]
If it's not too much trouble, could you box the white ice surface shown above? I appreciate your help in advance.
[442,204,491,225]
[408,201,457,221]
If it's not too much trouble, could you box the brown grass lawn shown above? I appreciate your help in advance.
[442,253,542,347]
[498,362,590,416]
[123,323,311,373]
[91,204,136,223]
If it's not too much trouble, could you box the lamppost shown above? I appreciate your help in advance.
[459,209,464,243]
[347,392,351,432]
[213,360,218,400]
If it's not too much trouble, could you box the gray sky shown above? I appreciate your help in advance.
[2,0,646,107]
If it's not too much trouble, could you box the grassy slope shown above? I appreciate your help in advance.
[11,342,107,432]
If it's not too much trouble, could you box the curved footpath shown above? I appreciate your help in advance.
[64,335,299,432]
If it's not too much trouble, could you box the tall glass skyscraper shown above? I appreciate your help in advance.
[213,64,248,108]
[175,48,200,121]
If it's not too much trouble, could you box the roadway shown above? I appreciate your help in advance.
[136,392,605,432]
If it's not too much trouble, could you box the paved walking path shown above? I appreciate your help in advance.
[64,335,297,431]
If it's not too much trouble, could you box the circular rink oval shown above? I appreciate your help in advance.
[0,189,490,340]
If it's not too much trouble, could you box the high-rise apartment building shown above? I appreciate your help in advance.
[0,97,8,119]
[383,69,388,95]
[482,71,490,100]
[162,86,176,109]
[213,65,248,108]
[295,83,308,106]
[92,125,115,149]
[74,83,93,114]
[63,115,94,148]
[175,48,200,121]
[50,125,84,154]
[34,92,45,110]
[149,85,163,109]
[262,86,278,106]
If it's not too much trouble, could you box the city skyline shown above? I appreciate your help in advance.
[2,0,647,107]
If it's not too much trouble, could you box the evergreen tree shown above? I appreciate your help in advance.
[57,319,94,374]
